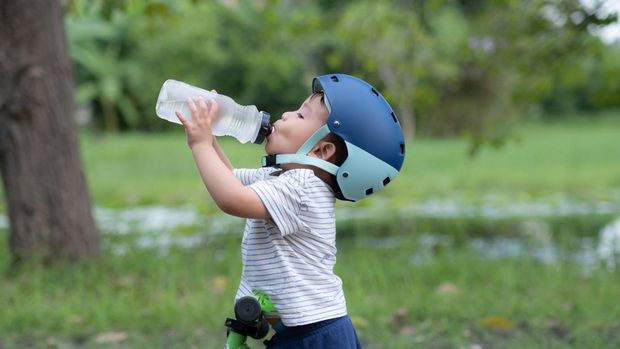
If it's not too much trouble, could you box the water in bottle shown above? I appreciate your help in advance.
[155,80,272,144]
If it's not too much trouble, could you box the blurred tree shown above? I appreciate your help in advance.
[542,38,620,114]
[66,0,163,131]
[63,0,618,150]
[67,0,310,130]
[165,0,308,118]
[586,43,620,108]
[329,0,617,151]
[331,0,427,138]
[458,0,617,142]
[0,0,100,265]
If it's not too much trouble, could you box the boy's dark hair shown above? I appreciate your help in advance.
[315,91,348,167]
[314,91,349,198]
[325,133,347,167]
[324,133,348,198]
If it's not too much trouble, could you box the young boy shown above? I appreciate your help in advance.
[176,74,405,348]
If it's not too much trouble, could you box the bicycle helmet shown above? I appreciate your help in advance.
[262,74,406,201]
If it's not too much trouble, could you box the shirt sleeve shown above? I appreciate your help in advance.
[249,172,309,236]
[234,168,275,186]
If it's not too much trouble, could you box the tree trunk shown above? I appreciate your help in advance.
[0,0,100,264]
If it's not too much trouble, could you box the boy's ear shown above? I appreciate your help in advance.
[311,141,337,162]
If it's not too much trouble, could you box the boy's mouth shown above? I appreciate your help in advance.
[265,126,274,141]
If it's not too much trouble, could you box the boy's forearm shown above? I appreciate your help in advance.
[213,139,233,171]
[190,143,267,218]
[191,143,240,203]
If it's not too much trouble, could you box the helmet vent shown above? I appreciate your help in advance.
[391,112,398,123]
[330,75,339,82]
[365,188,374,195]
[400,143,405,154]
[382,177,391,186]
[371,88,379,96]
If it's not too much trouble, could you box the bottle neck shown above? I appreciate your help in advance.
[253,111,272,144]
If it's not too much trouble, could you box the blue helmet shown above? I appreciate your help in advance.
[262,74,406,201]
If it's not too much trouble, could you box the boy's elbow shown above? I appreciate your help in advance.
[216,194,249,217]
[216,197,237,216]
[214,189,267,219]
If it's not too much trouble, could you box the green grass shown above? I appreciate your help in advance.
[401,114,620,206]
[77,113,620,211]
[0,237,238,348]
[1,114,620,348]
[341,237,620,349]
[1,233,619,348]
[1,112,618,213]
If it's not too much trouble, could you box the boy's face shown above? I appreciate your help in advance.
[265,93,329,155]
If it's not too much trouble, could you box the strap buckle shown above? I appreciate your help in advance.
[261,154,278,167]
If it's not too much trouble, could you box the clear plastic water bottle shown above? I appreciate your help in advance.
[155,80,272,144]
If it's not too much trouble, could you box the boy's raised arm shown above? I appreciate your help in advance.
[213,138,233,171]
[176,97,268,219]
[190,144,267,219]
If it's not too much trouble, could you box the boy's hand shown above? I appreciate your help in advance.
[176,96,219,149]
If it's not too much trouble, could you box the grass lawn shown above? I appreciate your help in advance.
[2,112,616,212]
[78,113,620,210]
[1,232,619,348]
[1,113,620,348]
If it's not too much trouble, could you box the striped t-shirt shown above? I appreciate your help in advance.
[233,167,347,326]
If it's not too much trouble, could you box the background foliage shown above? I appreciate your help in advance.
[65,0,619,150]
[2,1,619,347]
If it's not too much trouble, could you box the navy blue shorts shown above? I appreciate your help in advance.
[263,315,362,349]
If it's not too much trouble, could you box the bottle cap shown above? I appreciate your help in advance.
[253,112,272,144]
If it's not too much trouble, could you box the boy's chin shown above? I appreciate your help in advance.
[264,143,280,155]
[265,142,297,155]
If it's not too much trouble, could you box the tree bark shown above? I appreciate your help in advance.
[0,0,100,264]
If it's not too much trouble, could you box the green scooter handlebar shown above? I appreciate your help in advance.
[225,291,275,349]
[224,332,250,349]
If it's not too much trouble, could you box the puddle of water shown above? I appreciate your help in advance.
[94,206,244,255]
[95,206,204,235]
[338,193,620,221]
[1,194,619,232]
[598,218,620,270]
[409,198,620,218]
[402,232,609,274]
[109,234,207,256]
[0,201,619,269]
[358,217,620,273]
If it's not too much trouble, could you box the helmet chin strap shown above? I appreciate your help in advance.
[261,125,339,175]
